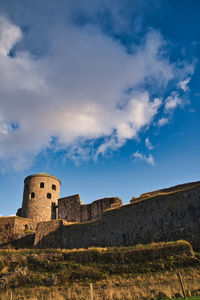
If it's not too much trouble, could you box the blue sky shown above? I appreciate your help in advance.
[0,0,200,216]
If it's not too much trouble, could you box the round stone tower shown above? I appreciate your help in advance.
[20,173,61,228]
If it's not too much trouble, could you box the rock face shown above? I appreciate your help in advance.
[34,181,200,250]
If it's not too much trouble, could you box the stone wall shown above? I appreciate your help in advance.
[58,195,122,223]
[35,182,200,250]
[0,217,33,246]
[58,194,81,222]
[89,197,122,221]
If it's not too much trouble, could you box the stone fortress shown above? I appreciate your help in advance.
[0,172,200,250]
[16,173,122,228]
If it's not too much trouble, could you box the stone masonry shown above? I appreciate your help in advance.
[0,217,33,246]
[1,173,200,251]
[16,173,122,229]
[34,181,200,251]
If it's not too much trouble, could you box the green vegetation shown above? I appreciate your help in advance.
[172,296,200,300]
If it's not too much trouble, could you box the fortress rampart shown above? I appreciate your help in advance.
[16,173,122,227]
[34,182,200,250]
[1,173,200,250]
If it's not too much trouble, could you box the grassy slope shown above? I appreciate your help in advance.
[0,240,200,299]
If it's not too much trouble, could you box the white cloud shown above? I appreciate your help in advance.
[178,77,191,92]
[145,137,154,150]
[132,151,155,165]
[157,117,169,127]
[0,8,195,170]
[95,94,160,158]
[0,16,22,56]
[164,92,182,111]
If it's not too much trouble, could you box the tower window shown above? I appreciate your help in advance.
[31,192,35,198]
[25,224,28,230]
[40,182,44,188]
[52,184,56,190]
[47,193,52,199]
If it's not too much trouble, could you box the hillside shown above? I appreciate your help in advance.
[0,240,200,299]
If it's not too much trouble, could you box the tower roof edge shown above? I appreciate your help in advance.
[24,173,61,185]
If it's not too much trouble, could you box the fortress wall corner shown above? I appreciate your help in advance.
[34,219,67,248]
[58,194,81,222]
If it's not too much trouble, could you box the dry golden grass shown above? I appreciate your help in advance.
[0,240,192,254]
[1,268,200,299]
[0,241,198,299]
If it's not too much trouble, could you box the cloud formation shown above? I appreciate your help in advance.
[145,137,154,150]
[164,92,182,111]
[157,117,169,127]
[0,1,195,170]
[0,16,22,56]
[132,151,155,165]
[178,77,191,92]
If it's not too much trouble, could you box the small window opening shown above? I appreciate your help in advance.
[31,192,35,198]
[52,184,56,190]
[40,182,44,188]
[47,193,52,199]
[25,224,28,230]
[5,224,9,230]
